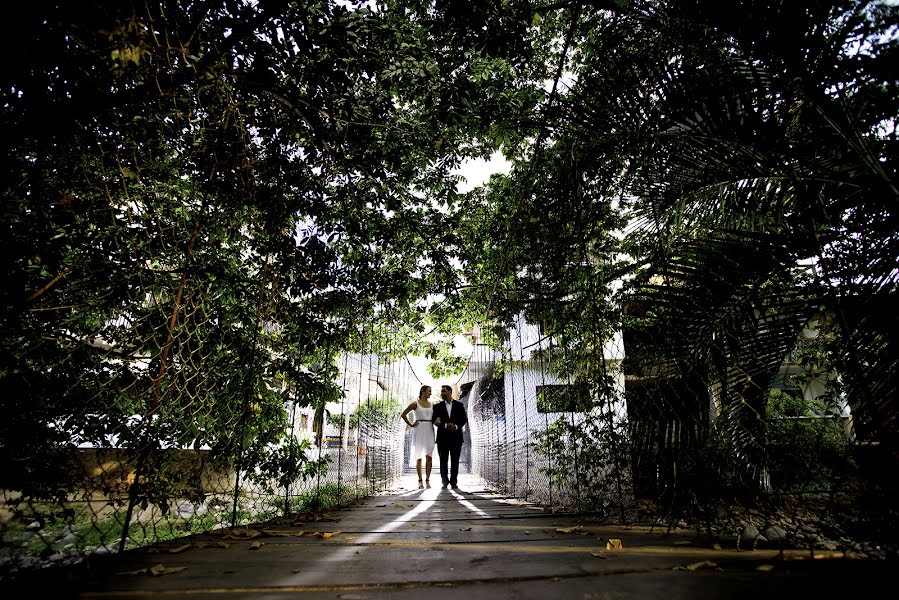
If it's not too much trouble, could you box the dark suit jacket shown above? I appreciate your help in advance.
[432,400,467,447]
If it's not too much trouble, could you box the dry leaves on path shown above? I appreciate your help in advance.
[221,528,262,540]
[556,526,588,535]
[684,560,719,571]
[313,531,342,539]
[194,541,231,549]
[264,514,340,527]
[117,564,188,577]
[254,529,343,539]
[260,529,303,537]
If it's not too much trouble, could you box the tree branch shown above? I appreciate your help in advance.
[23,257,83,305]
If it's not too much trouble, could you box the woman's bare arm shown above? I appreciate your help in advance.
[400,402,418,427]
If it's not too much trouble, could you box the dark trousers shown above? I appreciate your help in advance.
[437,442,461,485]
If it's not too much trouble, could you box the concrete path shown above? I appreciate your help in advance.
[3,474,889,599]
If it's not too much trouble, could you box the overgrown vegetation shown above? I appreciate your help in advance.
[532,413,633,516]
[1,0,896,571]
[765,390,856,494]
[290,482,352,514]
[460,0,897,516]
[2,496,257,562]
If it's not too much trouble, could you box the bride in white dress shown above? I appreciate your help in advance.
[401,385,435,488]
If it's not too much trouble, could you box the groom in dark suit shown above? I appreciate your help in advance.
[432,384,468,489]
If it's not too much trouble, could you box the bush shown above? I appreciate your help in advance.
[765,390,856,493]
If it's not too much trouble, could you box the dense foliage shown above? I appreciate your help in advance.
[456,0,897,506]
[1,0,896,537]
[0,0,533,519]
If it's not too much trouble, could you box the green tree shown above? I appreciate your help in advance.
[0,0,523,529]
[459,0,897,506]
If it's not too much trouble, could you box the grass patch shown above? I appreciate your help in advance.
[291,482,364,513]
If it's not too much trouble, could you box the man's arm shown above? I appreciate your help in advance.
[456,403,468,430]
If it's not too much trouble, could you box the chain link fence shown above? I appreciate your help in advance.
[4,289,895,579]
[0,341,415,578]
[460,315,632,515]
[461,287,895,546]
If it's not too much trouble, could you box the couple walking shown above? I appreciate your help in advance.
[401,384,467,490]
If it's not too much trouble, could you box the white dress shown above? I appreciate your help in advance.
[409,401,435,466]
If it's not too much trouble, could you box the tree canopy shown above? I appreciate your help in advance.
[2,0,897,514]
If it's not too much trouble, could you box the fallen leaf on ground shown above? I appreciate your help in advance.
[248,541,264,550]
[756,564,775,572]
[557,526,586,534]
[393,503,414,508]
[299,531,331,537]
[685,560,718,571]
[606,538,623,550]
[314,531,342,539]
[262,529,305,537]
[168,544,192,554]
[459,527,472,531]
[149,564,188,576]
[195,541,231,549]
[285,512,339,523]
[222,528,261,540]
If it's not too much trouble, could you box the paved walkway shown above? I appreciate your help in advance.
[3,474,889,599]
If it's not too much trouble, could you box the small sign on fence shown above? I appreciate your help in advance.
[322,435,356,448]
